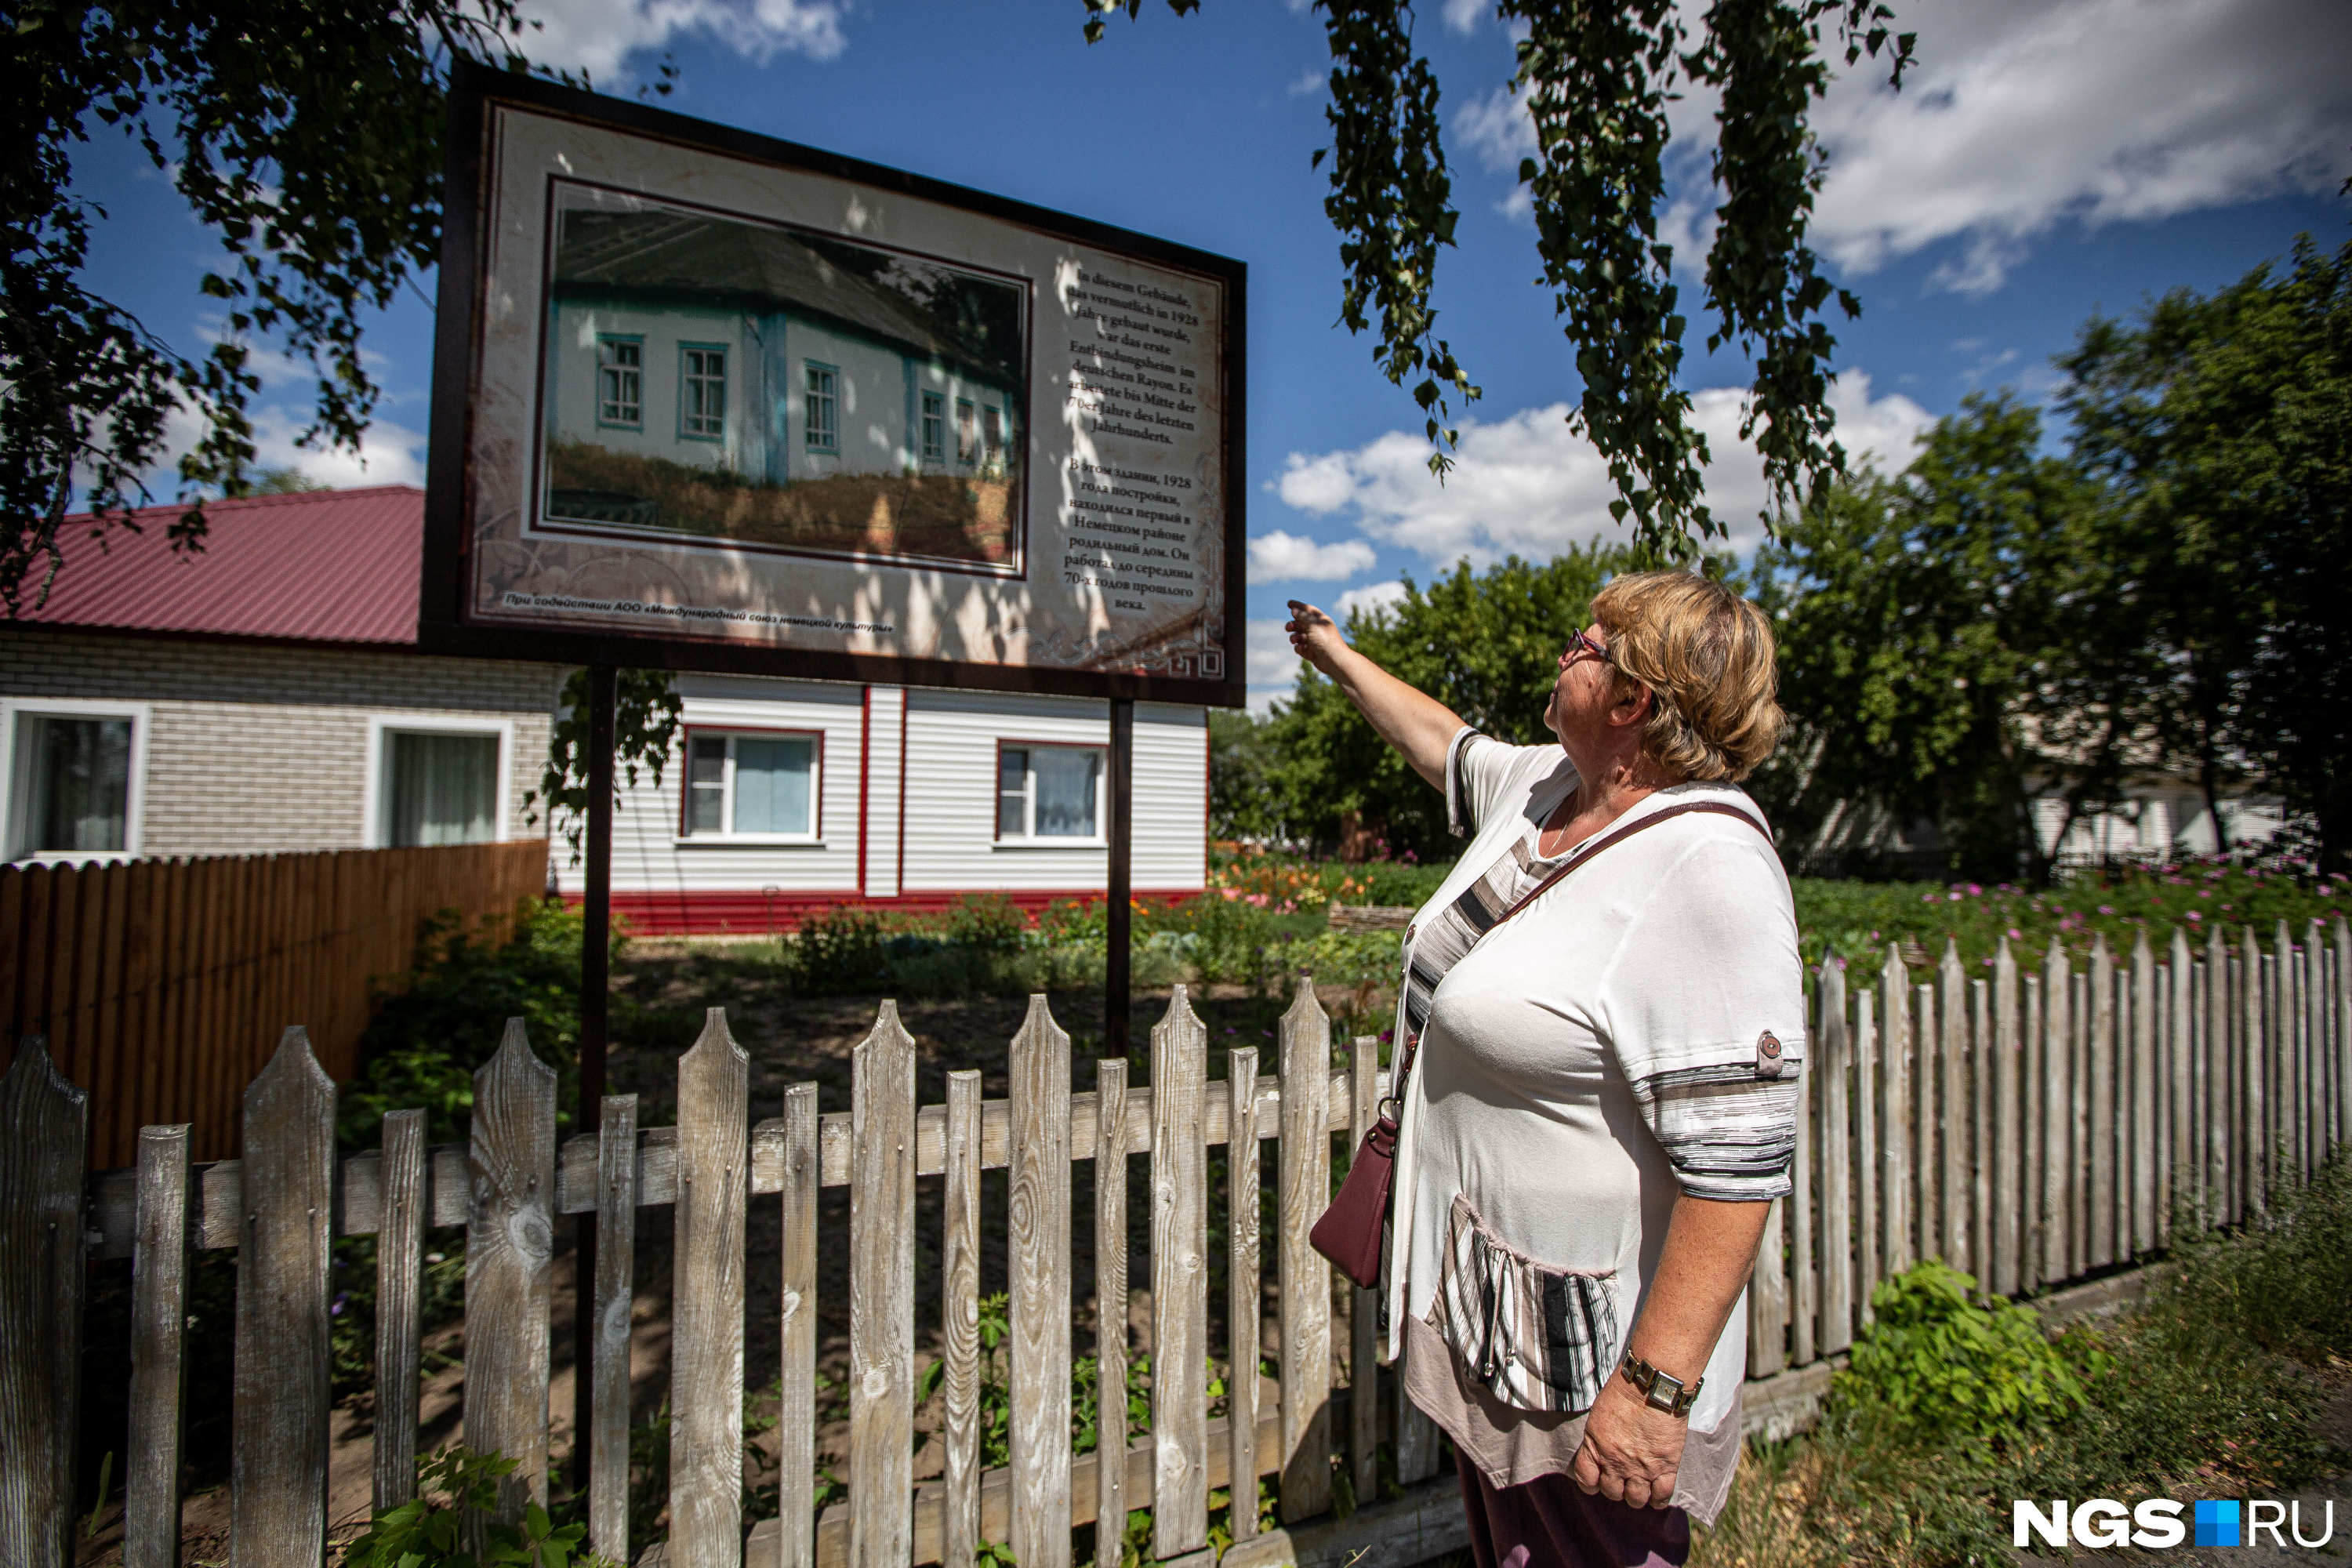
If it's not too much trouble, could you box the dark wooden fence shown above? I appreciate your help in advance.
[0,840,550,1167]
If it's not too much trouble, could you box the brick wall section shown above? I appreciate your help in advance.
[0,628,564,857]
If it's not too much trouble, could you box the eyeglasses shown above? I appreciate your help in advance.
[1563,626,1611,666]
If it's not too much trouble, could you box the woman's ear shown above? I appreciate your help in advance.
[1610,679,1653,728]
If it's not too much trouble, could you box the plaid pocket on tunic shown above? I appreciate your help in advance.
[1427,1193,1619,1415]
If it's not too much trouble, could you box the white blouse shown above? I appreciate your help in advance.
[1385,731,1806,1436]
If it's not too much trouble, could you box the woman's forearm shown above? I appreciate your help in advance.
[1623,1192,1773,1388]
[1285,601,1466,789]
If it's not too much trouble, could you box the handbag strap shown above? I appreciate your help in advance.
[1384,797,1772,1112]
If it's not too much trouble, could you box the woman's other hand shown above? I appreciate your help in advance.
[1569,1374,1688,1509]
[1286,600,1347,677]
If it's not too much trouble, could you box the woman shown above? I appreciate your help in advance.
[1286,571,1801,1568]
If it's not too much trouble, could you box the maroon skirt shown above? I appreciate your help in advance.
[1454,1447,1691,1568]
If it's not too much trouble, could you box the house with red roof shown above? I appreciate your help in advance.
[2,485,1206,931]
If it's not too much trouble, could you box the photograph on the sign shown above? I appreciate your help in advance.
[537,182,1030,573]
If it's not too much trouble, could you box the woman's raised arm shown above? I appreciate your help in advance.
[1285,599,1467,789]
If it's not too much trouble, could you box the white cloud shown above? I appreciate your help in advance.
[1454,0,2352,295]
[1457,85,1535,175]
[1248,529,1377,582]
[518,0,848,82]
[1276,371,1929,563]
[1334,579,1409,622]
[1442,0,1489,33]
[141,398,427,495]
[1810,0,2352,292]
[1287,66,1325,97]
[1245,615,1301,695]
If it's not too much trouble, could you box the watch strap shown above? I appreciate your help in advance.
[1619,1349,1702,1417]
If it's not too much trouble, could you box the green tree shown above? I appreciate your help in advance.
[1207,708,1286,843]
[2060,234,2352,869]
[1085,0,1915,557]
[1265,543,1632,858]
[0,1,568,606]
[1749,396,2148,881]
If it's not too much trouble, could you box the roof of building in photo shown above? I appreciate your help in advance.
[553,208,1020,386]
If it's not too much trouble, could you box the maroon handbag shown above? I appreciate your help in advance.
[1308,800,1769,1290]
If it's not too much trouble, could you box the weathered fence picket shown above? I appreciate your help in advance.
[591,1094,639,1564]
[14,910,2352,1568]
[1225,1048,1262,1543]
[673,1011,751,1568]
[1150,988,1208,1563]
[230,1029,335,1568]
[1276,977,1333,1526]
[465,1022,557,1528]
[128,1123,190,1568]
[375,1108,428,1516]
[852,1004,919,1568]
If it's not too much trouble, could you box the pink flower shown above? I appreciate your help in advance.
[1968,884,1984,896]
[2098,905,2116,915]
[1246,892,1269,907]
[2187,912,2204,922]
[2008,927,2023,939]
[1221,887,1241,901]
[1949,891,1964,902]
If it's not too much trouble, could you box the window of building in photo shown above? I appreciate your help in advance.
[8,710,135,860]
[996,745,1102,840]
[684,731,819,838]
[956,397,978,466]
[381,730,500,847]
[982,405,1005,477]
[804,361,839,452]
[597,336,643,428]
[680,344,727,439]
[920,390,946,466]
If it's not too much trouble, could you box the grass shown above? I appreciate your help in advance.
[1693,1152,2352,1568]
[546,437,1014,564]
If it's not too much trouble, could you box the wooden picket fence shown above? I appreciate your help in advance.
[1,916,2347,1568]
[1745,918,2352,1379]
[0,840,553,1167]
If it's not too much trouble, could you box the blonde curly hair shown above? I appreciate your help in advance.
[1589,572,1785,783]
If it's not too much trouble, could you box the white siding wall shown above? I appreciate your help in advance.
[607,674,865,895]
[863,686,906,897]
[551,300,759,476]
[782,319,910,479]
[900,690,1204,894]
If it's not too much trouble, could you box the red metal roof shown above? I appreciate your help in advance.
[19,485,425,646]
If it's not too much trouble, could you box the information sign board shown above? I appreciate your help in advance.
[422,62,1244,706]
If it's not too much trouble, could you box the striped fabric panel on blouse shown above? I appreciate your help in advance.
[1401,831,1559,1042]
[1629,1064,1802,1202]
[1431,1193,1618,1414]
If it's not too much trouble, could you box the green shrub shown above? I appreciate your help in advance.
[1833,1260,2090,1445]
[2172,1145,2352,1362]
[342,1446,616,1567]
[786,906,892,993]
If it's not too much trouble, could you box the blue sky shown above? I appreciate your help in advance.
[76,0,2352,708]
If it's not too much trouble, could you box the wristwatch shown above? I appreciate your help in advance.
[1618,1349,1703,1417]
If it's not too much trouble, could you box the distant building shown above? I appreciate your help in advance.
[3,486,1206,931]
[544,209,1018,510]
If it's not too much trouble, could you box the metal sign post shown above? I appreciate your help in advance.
[1105,698,1134,1058]
[572,666,616,1483]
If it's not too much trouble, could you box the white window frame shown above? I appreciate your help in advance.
[677,726,824,845]
[1,698,150,865]
[993,741,1106,848]
[364,714,514,849]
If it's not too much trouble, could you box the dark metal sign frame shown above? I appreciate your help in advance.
[421,59,1248,710]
